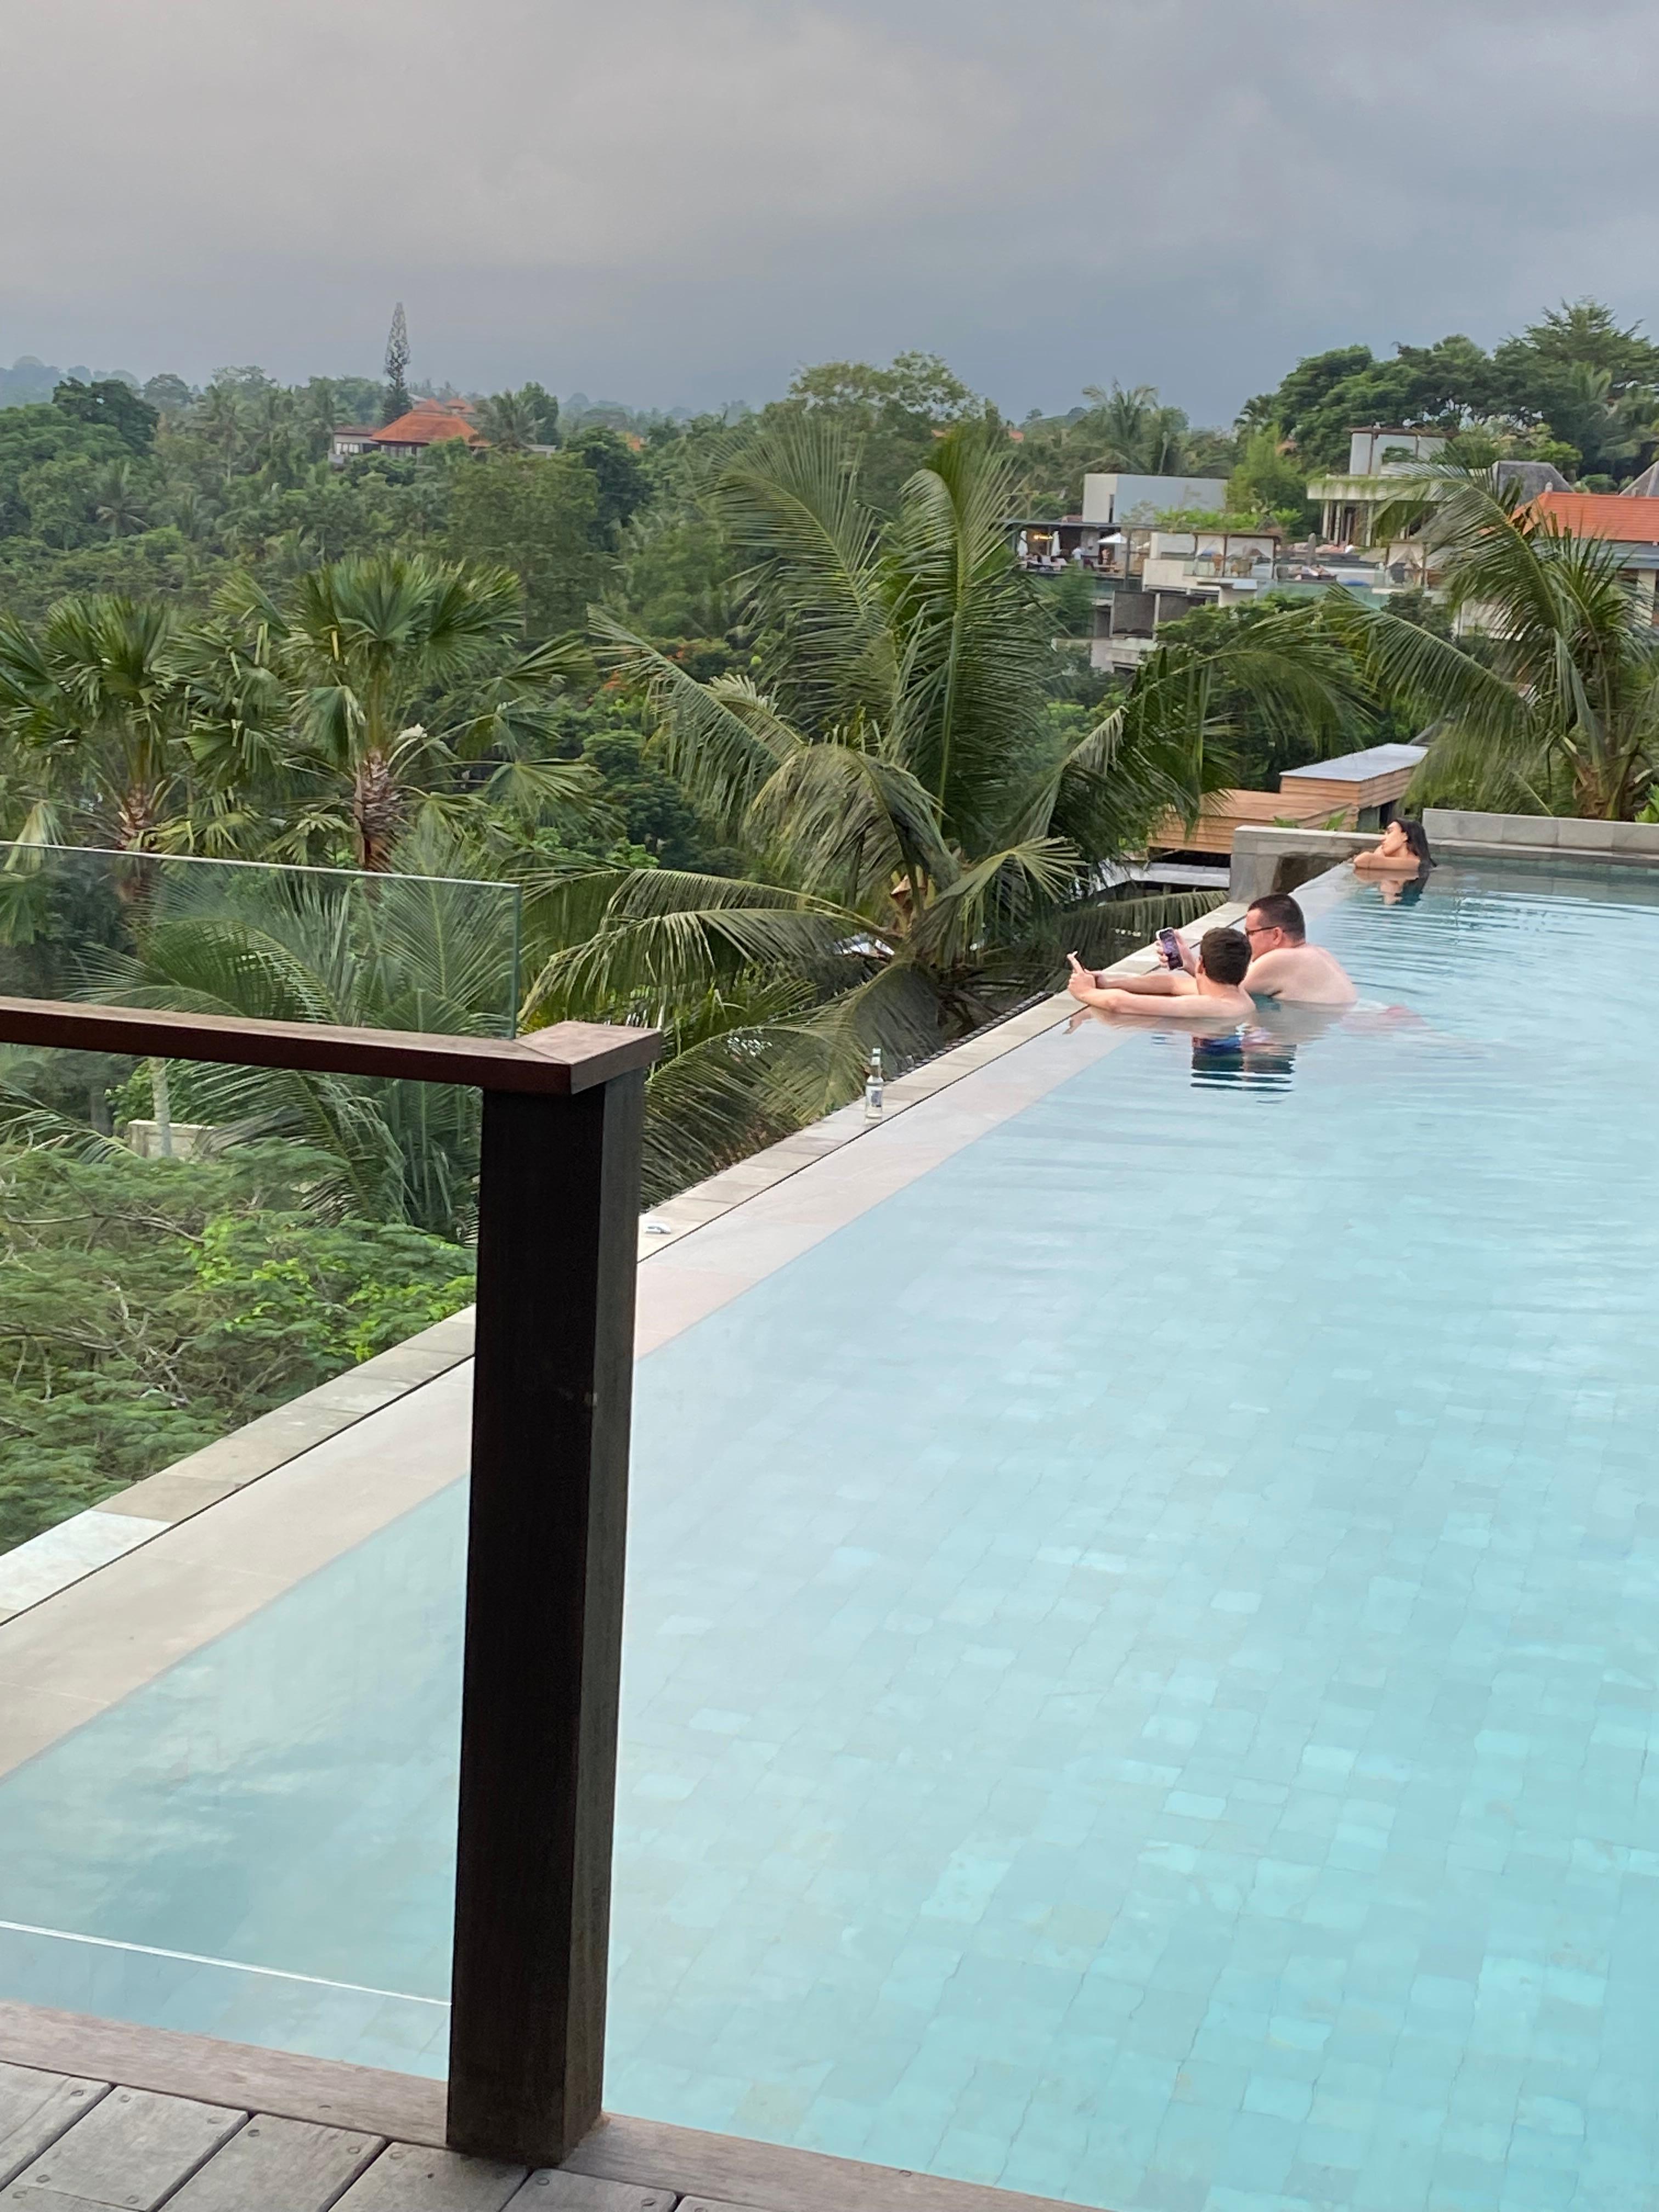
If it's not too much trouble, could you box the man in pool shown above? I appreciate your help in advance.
[1082,891,1357,1008]
[1238,891,1356,1005]
[1066,926,1255,1022]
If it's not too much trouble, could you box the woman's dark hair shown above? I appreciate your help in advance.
[1399,817,1435,867]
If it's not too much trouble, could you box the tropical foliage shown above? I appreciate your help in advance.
[1340,467,1659,819]
[0,1142,473,1551]
[522,416,1357,1119]
[3,305,1658,1547]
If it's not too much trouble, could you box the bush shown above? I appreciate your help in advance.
[0,1141,473,1552]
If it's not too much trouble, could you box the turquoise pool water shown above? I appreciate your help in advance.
[4,858,1659,2212]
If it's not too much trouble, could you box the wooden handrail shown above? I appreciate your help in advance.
[0,995,660,1094]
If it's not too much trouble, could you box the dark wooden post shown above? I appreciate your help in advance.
[445,1065,648,2166]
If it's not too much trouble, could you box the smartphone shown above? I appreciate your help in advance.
[1156,928,1184,970]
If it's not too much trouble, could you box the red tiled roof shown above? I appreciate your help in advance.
[371,406,481,448]
[1524,490,1659,545]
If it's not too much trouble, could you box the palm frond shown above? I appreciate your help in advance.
[592,613,804,832]
[710,412,889,726]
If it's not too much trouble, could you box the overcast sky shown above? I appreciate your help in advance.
[4,0,1656,421]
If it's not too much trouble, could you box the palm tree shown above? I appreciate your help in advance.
[523,418,1355,1130]
[92,461,149,540]
[1080,382,1192,477]
[193,382,246,483]
[72,823,524,1237]
[202,553,606,870]
[473,390,541,453]
[0,597,196,850]
[1346,467,1659,817]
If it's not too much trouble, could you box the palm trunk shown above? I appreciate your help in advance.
[353,752,403,872]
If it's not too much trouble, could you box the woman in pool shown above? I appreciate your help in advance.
[1355,817,1434,874]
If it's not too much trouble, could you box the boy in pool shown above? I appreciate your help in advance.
[1066,926,1254,1023]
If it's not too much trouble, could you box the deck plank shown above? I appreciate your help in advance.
[678,2200,777,2212]
[163,2114,383,2211]
[336,2141,527,2210]
[0,2005,447,2151]
[568,2114,1080,2212]
[0,2068,109,2193]
[505,2176,676,2210]
[8,2087,245,2210]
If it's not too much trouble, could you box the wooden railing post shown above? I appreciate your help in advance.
[445,1066,649,2165]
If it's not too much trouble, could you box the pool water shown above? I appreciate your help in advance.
[4,858,1659,2212]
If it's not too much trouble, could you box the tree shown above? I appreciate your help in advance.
[92,461,150,540]
[473,389,538,453]
[1340,467,1659,817]
[521,416,1357,1175]
[382,303,411,424]
[475,383,562,452]
[0,595,198,849]
[448,453,608,637]
[772,353,990,514]
[1496,300,1659,400]
[1227,425,1316,533]
[202,551,603,868]
[1079,382,1194,476]
[52,377,159,455]
[0,1141,474,1550]
[564,427,650,537]
[67,827,529,1234]
[141,373,195,414]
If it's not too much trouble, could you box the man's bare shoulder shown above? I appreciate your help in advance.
[1247,943,1356,1006]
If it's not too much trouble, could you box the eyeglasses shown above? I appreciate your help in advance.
[1244,922,1274,939]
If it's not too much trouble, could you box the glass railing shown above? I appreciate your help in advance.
[0,994,653,2143]
[0,841,522,1040]
[0,847,521,1567]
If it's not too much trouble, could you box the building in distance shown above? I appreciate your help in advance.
[331,401,483,466]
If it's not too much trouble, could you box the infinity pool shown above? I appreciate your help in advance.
[4,858,1658,2212]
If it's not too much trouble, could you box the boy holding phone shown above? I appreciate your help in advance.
[1066,927,1254,1022]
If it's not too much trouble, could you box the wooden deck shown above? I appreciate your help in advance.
[0,2004,1081,2212]
[1149,787,1347,854]
[1149,746,1425,856]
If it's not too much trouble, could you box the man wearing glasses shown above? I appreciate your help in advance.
[1080,891,1357,1008]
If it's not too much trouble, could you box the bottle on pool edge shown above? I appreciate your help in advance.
[864,1047,884,1121]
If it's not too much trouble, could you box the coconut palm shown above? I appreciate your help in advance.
[1080,382,1193,477]
[473,390,541,453]
[523,418,1356,1114]
[92,461,150,540]
[1347,466,1659,817]
[202,552,606,870]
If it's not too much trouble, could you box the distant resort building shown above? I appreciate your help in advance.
[330,400,482,466]
[1512,487,1659,624]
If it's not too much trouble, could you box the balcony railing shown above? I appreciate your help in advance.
[0,988,660,2168]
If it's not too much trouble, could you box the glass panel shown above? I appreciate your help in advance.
[0,840,515,1562]
[0,1043,475,2079]
[0,840,522,1039]
[0,852,516,2081]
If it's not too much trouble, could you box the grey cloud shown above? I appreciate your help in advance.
[3,0,1656,417]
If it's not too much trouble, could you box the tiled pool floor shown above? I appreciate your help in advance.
[4,860,1659,2211]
